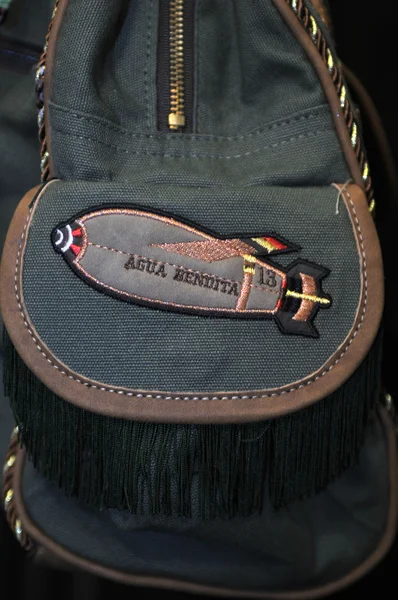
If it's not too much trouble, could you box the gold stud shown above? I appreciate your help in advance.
[4,489,14,511]
[310,16,318,40]
[327,50,334,73]
[340,86,347,109]
[10,426,19,441]
[362,163,369,181]
[3,455,16,475]
[369,199,376,214]
[351,123,358,147]
[14,519,23,542]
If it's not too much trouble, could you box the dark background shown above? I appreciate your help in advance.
[1,0,397,598]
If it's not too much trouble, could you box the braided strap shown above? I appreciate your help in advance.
[3,427,35,552]
[36,0,60,182]
[287,0,375,212]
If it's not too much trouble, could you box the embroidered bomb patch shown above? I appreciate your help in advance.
[52,209,331,337]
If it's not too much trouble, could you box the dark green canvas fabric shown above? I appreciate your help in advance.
[51,0,329,137]
[48,0,350,183]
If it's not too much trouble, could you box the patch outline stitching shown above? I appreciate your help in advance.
[15,186,366,401]
[53,208,330,324]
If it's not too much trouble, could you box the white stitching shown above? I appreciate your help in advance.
[15,188,367,401]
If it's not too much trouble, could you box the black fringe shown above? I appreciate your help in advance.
[2,328,382,518]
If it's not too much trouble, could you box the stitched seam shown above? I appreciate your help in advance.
[144,0,152,129]
[16,188,366,401]
[86,242,280,295]
[49,102,325,142]
[52,128,330,159]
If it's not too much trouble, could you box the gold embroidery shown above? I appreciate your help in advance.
[252,237,279,253]
[287,290,330,305]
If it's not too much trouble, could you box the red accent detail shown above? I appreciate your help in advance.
[263,237,288,251]
[276,278,288,311]
[70,244,81,256]
[72,228,83,237]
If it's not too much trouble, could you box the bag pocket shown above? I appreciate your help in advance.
[0,179,383,422]
[3,405,397,598]
[0,179,384,516]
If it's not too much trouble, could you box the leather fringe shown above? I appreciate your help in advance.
[3,328,382,518]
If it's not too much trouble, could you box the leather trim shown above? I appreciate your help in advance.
[13,407,398,599]
[44,0,69,179]
[272,0,363,189]
[310,0,332,30]
[0,183,384,424]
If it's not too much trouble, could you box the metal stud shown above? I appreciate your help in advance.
[4,489,14,511]
[310,16,318,41]
[35,65,45,86]
[38,108,45,129]
[10,426,19,440]
[327,50,334,74]
[14,519,23,543]
[384,393,394,412]
[340,86,347,109]
[40,151,49,172]
[351,123,358,147]
[3,455,16,475]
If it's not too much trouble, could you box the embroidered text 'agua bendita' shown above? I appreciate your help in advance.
[52,208,331,337]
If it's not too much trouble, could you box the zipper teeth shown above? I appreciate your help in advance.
[169,0,185,131]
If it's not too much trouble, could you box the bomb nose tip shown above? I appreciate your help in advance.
[54,228,63,246]
[52,223,74,254]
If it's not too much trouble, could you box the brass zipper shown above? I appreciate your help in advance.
[168,0,185,131]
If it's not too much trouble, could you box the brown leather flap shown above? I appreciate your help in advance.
[0,182,383,424]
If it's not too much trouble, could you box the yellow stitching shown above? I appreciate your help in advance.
[286,290,330,305]
[362,163,369,180]
[369,199,376,213]
[243,254,256,274]
[251,237,280,253]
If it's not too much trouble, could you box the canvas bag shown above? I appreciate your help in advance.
[1,0,397,596]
